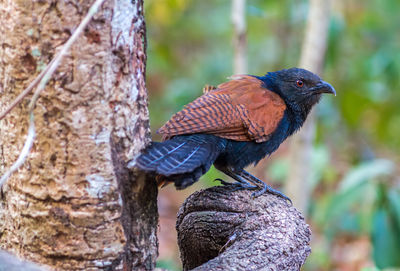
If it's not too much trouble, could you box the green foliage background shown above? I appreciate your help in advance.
[144,1,400,270]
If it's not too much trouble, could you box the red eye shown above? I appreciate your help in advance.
[296,80,304,87]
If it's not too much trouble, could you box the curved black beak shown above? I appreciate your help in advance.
[312,81,336,96]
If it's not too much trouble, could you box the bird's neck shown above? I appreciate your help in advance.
[284,103,311,134]
[259,74,278,94]
[260,75,311,133]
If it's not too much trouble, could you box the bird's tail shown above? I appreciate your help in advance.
[136,134,226,189]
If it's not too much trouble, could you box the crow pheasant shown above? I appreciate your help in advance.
[136,68,336,202]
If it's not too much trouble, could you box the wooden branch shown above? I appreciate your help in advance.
[176,186,311,271]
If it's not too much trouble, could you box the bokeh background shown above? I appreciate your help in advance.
[143,0,400,270]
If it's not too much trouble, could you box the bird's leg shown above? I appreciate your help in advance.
[215,168,258,190]
[238,170,292,204]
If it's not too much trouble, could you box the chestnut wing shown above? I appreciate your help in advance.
[158,75,286,142]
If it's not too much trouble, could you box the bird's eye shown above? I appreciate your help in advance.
[296,80,304,87]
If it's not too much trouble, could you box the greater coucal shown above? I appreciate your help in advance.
[136,68,336,202]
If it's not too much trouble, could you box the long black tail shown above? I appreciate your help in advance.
[136,134,226,188]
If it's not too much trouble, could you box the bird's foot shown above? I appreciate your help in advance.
[214,178,258,190]
[217,169,292,204]
[251,182,292,205]
[237,170,292,204]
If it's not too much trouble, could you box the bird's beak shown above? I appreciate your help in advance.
[312,81,336,96]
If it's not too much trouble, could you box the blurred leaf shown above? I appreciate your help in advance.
[323,180,371,234]
[338,159,394,193]
[372,208,400,268]
[322,159,395,235]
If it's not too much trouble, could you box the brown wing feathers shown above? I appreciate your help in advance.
[160,93,245,141]
[158,75,286,143]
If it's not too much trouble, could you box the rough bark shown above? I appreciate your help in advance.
[285,0,331,214]
[176,186,311,271]
[0,0,157,270]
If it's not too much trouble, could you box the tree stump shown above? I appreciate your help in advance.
[176,186,311,271]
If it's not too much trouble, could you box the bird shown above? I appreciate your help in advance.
[135,68,336,202]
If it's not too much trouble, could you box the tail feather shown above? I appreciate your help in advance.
[136,135,226,178]
[137,141,187,171]
[156,146,201,175]
[156,164,209,190]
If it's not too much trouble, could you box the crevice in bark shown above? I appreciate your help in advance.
[111,139,158,271]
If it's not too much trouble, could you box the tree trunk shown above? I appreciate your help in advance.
[232,0,247,74]
[0,0,158,270]
[285,0,331,214]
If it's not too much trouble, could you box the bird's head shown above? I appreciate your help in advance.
[264,67,336,113]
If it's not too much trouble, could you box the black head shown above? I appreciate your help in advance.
[263,67,336,115]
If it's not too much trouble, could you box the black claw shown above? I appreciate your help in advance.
[251,183,292,205]
[218,169,292,204]
[238,170,292,204]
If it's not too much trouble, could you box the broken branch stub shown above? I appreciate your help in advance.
[176,186,311,271]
